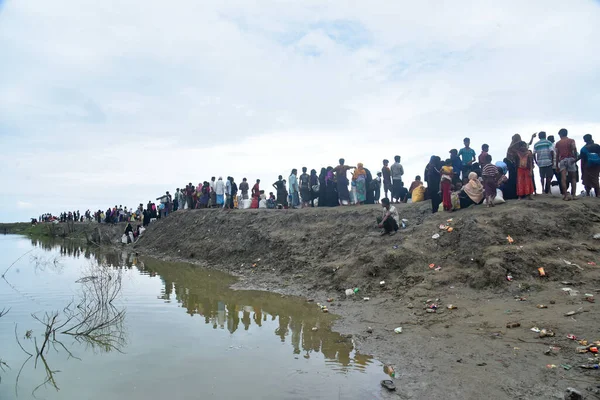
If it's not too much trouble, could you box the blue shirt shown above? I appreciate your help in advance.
[458,147,476,165]
[451,155,462,173]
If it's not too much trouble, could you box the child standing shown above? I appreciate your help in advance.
[440,159,454,211]
[482,154,499,206]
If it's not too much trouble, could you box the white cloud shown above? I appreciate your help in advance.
[16,201,34,210]
[1,0,600,221]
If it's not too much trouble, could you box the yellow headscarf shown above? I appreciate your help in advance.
[353,163,366,180]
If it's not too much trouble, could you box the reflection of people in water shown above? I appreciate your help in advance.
[242,309,251,331]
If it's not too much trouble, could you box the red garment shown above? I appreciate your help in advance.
[555,138,576,162]
[250,197,259,209]
[441,180,452,211]
[517,167,534,196]
[252,183,260,198]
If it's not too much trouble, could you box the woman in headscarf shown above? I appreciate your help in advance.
[325,166,338,207]
[365,167,374,204]
[506,134,522,163]
[273,175,288,208]
[459,172,484,209]
[503,134,522,200]
[251,179,260,209]
[309,169,319,207]
[352,163,367,205]
[318,168,327,207]
[199,181,210,208]
[195,182,202,209]
[516,141,534,199]
[425,156,442,213]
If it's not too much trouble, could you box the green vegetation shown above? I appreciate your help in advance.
[1,222,75,239]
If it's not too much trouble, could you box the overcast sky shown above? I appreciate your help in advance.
[1,0,599,222]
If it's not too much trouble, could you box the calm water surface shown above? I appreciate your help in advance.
[0,235,389,399]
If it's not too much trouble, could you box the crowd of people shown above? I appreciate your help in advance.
[32,130,599,238]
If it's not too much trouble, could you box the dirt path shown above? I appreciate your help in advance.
[134,197,600,399]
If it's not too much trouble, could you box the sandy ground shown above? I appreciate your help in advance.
[133,197,600,400]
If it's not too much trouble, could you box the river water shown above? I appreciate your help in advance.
[0,235,389,399]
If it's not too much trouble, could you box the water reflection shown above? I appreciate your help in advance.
[4,252,126,397]
[27,237,373,371]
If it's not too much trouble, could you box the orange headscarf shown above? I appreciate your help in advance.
[352,163,366,180]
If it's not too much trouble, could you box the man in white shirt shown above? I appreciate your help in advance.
[390,155,404,203]
[289,169,299,208]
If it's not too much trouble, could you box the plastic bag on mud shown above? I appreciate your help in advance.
[484,189,506,205]
[121,234,128,244]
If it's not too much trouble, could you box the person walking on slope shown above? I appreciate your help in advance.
[555,128,578,201]
[580,134,600,197]
[390,156,404,203]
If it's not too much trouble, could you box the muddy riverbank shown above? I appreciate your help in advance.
[130,197,600,399]
[7,198,598,398]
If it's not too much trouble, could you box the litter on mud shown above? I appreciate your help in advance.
[381,380,396,391]
[394,327,403,334]
[539,329,555,338]
[563,259,583,271]
[537,267,546,277]
[432,233,440,239]
[384,365,395,378]
[507,235,514,244]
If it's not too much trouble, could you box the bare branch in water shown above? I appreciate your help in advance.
[11,258,127,396]
[0,307,9,318]
[2,249,35,278]
[14,324,33,357]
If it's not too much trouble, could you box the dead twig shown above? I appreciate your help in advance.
[2,249,35,278]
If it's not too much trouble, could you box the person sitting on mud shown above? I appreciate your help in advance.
[377,198,399,236]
